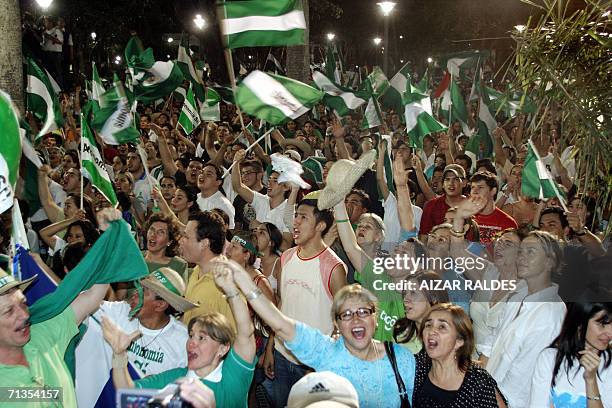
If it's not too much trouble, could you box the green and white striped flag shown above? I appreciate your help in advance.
[365,66,390,97]
[312,71,367,116]
[200,88,221,121]
[0,90,22,213]
[325,44,343,84]
[360,68,388,129]
[404,83,447,149]
[91,62,106,111]
[133,60,184,103]
[381,62,411,116]
[522,139,567,210]
[178,84,201,135]
[221,0,306,49]
[91,76,140,145]
[26,57,63,140]
[235,70,324,125]
[81,107,117,206]
[177,33,205,104]
[475,72,496,157]
[440,76,472,137]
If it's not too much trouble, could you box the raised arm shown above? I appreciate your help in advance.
[219,260,296,343]
[151,123,179,176]
[411,155,436,201]
[393,155,415,232]
[492,128,509,169]
[39,214,83,248]
[332,119,350,160]
[375,139,390,200]
[151,187,185,229]
[243,128,271,165]
[449,196,489,282]
[231,150,255,203]
[210,260,256,363]
[333,201,370,273]
[37,164,64,223]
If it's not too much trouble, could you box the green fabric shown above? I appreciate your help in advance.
[354,260,405,342]
[0,308,78,408]
[135,348,256,408]
[30,220,148,323]
[146,256,188,283]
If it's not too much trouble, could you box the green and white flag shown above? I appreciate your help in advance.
[133,60,184,103]
[475,72,497,157]
[404,83,447,149]
[200,88,221,121]
[325,44,343,84]
[522,139,567,210]
[312,71,367,116]
[440,76,472,137]
[235,70,323,125]
[26,57,63,139]
[92,76,140,145]
[91,62,106,111]
[81,108,117,206]
[178,84,201,135]
[177,34,205,104]
[0,90,22,213]
[221,0,306,49]
[364,66,389,97]
[266,52,285,74]
[360,68,388,129]
[381,62,411,116]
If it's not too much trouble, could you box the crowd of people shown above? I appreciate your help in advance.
[1,14,611,408]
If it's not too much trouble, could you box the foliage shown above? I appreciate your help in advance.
[511,0,611,227]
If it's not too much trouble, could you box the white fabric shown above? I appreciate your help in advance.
[469,264,509,357]
[242,71,310,119]
[487,282,566,408]
[134,174,154,215]
[381,192,422,252]
[251,191,289,232]
[222,169,237,203]
[529,347,612,407]
[196,190,235,229]
[222,10,306,35]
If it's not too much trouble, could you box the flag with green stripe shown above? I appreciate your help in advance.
[325,44,343,84]
[133,60,184,103]
[177,33,206,104]
[91,76,140,145]
[221,0,306,49]
[440,76,472,137]
[81,105,117,206]
[200,88,221,121]
[26,57,63,140]
[381,62,411,116]
[404,83,447,149]
[522,139,567,210]
[312,71,367,116]
[0,90,22,213]
[235,70,324,125]
[360,68,387,129]
[178,84,201,135]
[91,62,106,112]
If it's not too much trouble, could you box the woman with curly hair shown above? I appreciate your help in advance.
[143,213,188,282]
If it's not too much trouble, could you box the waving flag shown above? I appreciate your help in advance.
[178,84,201,134]
[221,0,306,49]
[404,83,447,149]
[177,34,205,104]
[522,139,567,210]
[26,58,63,139]
[91,76,140,145]
[235,70,323,125]
[0,90,22,213]
[312,71,367,116]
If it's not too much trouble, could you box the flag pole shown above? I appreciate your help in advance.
[223,127,275,178]
[79,114,85,209]
[448,74,453,127]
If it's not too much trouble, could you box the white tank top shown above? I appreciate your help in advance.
[275,246,344,363]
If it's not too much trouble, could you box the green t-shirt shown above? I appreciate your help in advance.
[145,256,189,283]
[0,307,79,408]
[355,260,405,342]
[135,348,256,408]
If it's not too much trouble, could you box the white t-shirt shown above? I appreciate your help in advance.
[196,190,235,229]
[251,191,289,232]
[95,301,188,377]
[382,192,422,252]
[530,347,612,407]
[42,27,63,53]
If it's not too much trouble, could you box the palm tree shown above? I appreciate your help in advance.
[0,0,24,111]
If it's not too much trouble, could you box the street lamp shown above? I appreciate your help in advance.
[377,1,396,75]
[427,57,433,64]
[167,37,174,43]
[90,32,97,40]
[193,14,206,30]
[514,25,527,33]
[35,0,53,9]
[373,37,382,46]
[326,33,336,41]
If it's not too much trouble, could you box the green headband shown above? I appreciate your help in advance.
[232,236,262,257]
[150,269,181,296]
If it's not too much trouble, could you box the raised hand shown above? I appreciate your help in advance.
[101,316,141,355]
[393,155,409,186]
[234,149,247,163]
[579,349,601,381]
[331,118,345,139]
[96,208,123,231]
[456,195,487,219]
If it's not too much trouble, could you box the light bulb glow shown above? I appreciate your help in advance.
[36,0,53,9]
[194,14,206,30]
[326,33,336,41]
[373,37,382,45]
[377,1,396,16]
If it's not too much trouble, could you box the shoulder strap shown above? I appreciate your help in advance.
[384,341,411,408]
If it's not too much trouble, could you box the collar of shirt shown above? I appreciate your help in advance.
[186,359,224,383]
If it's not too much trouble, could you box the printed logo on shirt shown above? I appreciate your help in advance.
[379,310,398,331]
[309,383,330,394]
[128,342,165,375]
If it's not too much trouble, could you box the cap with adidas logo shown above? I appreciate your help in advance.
[287,371,359,408]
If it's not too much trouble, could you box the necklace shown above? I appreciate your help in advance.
[137,319,170,350]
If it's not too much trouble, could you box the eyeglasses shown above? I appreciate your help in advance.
[336,307,375,321]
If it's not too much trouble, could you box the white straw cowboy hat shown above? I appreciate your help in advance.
[317,149,377,210]
[141,267,198,312]
[0,267,36,296]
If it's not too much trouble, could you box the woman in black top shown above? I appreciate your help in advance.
[413,303,506,408]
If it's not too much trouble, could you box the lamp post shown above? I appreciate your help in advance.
[326,33,336,42]
[35,0,53,9]
[377,1,396,75]
[193,14,206,30]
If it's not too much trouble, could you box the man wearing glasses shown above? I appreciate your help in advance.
[233,160,266,231]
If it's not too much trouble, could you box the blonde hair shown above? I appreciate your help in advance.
[188,312,236,352]
[331,284,378,322]
[357,213,386,243]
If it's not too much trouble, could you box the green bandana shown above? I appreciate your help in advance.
[151,269,181,296]
[232,236,262,257]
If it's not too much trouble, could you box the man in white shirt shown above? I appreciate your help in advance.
[127,149,153,217]
[41,16,64,88]
[196,163,235,229]
[76,268,197,406]
[232,150,290,237]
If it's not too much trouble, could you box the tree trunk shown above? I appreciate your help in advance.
[0,0,23,111]
[285,0,310,84]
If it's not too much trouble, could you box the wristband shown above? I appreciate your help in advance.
[586,395,601,401]
[224,291,240,300]
[246,288,263,301]
[112,352,128,369]
[335,219,350,223]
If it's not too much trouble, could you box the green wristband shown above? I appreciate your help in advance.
[336,219,350,223]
